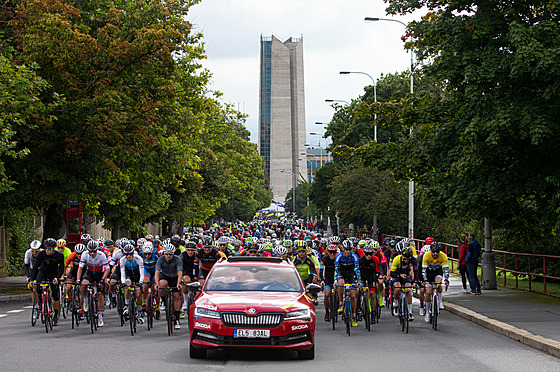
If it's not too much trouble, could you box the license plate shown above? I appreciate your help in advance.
[233,329,270,338]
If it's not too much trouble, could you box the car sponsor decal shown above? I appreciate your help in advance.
[291,324,309,331]
[195,322,211,329]
[198,303,218,311]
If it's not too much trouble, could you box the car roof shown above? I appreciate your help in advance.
[216,256,294,267]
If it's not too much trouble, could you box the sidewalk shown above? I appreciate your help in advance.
[0,276,32,302]
[444,273,560,357]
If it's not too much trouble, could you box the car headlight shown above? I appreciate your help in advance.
[285,308,311,321]
[194,307,221,319]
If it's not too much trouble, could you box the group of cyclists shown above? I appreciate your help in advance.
[24,222,450,332]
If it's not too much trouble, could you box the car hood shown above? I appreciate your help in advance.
[197,291,310,313]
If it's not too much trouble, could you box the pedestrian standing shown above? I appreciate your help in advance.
[458,234,470,293]
[465,233,482,294]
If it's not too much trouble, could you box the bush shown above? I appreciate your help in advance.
[3,208,41,276]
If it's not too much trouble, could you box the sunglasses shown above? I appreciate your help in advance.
[364,253,373,256]
[125,253,134,256]
[186,249,195,252]
[164,252,174,256]
[248,251,258,254]
[45,246,53,250]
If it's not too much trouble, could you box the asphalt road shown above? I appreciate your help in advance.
[0,296,558,372]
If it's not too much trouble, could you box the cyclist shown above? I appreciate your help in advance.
[272,245,288,260]
[293,242,318,285]
[56,239,72,263]
[120,244,145,324]
[30,238,65,326]
[370,240,388,307]
[358,244,381,322]
[64,243,86,301]
[320,244,338,322]
[155,243,183,330]
[170,235,185,256]
[24,240,42,307]
[141,241,159,318]
[180,240,199,312]
[76,240,110,326]
[197,244,226,286]
[335,239,361,327]
[390,246,415,321]
[422,242,450,322]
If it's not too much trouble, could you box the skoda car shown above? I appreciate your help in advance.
[188,256,319,359]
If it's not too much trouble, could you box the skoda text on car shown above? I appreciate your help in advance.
[188,256,320,359]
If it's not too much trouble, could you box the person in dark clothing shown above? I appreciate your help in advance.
[465,233,481,294]
[458,234,470,293]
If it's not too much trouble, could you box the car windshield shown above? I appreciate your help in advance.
[204,265,303,292]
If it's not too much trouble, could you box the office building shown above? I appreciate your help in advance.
[259,35,307,203]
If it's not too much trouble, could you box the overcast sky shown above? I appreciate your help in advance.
[188,0,423,144]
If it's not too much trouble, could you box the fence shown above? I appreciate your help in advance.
[383,234,560,297]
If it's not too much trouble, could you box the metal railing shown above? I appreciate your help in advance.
[382,234,560,296]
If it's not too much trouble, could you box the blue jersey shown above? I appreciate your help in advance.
[141,251,158,276]
[334,252,361,281]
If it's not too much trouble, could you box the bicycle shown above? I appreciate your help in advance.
[85,282,100,334]
[125,283,141,336]
[145,282,157,331]
[427,282,448,331]
[115,284,126,327]
[330,284,339,331]
[30,285,39,327]
[341,284,353,336]
[38,282,54,333]
[161,287,177,336]
[59,281,68,320]
[185,282,201,328]
[397,286,411,334]
[68,282,81,329]
[360,285,371,332]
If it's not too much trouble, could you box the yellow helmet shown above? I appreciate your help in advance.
[56,239,66,248]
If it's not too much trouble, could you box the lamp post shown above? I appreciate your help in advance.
[339,71,378,142]
[325,99,350,105]
[365,16,415,239]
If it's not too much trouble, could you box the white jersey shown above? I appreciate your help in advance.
[119,253,145,284]
[79,251,109,275]
[24,248,40,268]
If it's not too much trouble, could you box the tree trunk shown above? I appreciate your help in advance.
[43,204,65,241]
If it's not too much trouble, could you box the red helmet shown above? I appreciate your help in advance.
[425,237,434,245]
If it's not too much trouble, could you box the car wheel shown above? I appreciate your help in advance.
[297,344,314,360]
[189,343,207,359]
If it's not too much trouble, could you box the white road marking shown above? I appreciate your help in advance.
[23,306,34,309]
[7,309,25,313]
[0,314,7,318]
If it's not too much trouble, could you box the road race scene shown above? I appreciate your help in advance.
[1,0,560,371]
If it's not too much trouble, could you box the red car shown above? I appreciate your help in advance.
[188,256,320,359]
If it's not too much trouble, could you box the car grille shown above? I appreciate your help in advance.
[193,330,312,346]
[221,312,283,328]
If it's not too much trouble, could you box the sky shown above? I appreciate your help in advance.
[188,0,424,145]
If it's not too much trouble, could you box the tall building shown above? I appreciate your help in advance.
[259,35,307,203]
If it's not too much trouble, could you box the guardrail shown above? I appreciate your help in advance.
[382,234,560,296]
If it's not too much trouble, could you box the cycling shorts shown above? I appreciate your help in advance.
[362,275,378,290]
[159,274,179,290]
[198,268,211,280]
[425,269,444,284]
[337,271,357,285]
[110,268,121,281]
[123,269,141,285]
[36,272,60,302]
[391,277,412,286]
[82,272,105,294]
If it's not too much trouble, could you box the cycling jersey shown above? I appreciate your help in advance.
[79,251,109,275]
[119,253,145,284]
[24,248,40,278]
[321,254,336,285]
[110,249,124,267]
[334,252,361,282]
[155,255,183,278]
[56,247,72,262]
[196,248,226,272]
[141,251,158,280]
[293,256,317,281]
[359,255,380,279]
[390,255,414,279]
[179,251,199,279]
[31,250,65,281]
[422,251,450,282]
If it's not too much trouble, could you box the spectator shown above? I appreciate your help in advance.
[458,234,470,293]
[465,233,482,295]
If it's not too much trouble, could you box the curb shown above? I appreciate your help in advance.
[445,301,560,358]
[0,293,32,302]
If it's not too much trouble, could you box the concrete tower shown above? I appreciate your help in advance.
[259,35,307,204]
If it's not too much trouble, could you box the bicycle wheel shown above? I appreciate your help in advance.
[403,298,409,334]
[344,298,351,336]
[146,293,154,331]
[330,290,337,330]
[60,286,68,319]
[129,294,136,336]
[117,288,125,327]
[187,293,194,327]
[363,294,371,332]
[43,294,50,333]
[31,295,39,327]
[89,294,96,334]
[165,294,173,336]
[432,296,438,331]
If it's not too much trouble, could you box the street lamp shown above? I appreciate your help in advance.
[280,169,296,216]
[365,16,415,239]
[325,99,350,105]
[340,71,378,142]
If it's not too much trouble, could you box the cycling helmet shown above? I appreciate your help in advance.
[162,243,175,254]
[87,240,99,252]
[283,240,293,248]
[129,239,135,246]
[56,239,66,248]
[431,242,441,254]
[74,243,86,254]
[122,244,135,255]
[44,238,56,248]
[425,237,434,245]
[152,239,161,249]
[296,240,306,251]
[320,238,328,245]
[350,237,359,244]
[185,241,197,249]
[142,241,154,254]
[273,246,288,257]
[80,234,91,244]
[105,239,114,247]
[358,240,367,247]
[170,236,181,247]
[137,238,146,248]
[421,244,431,255]
[402,246,413,259]
[363,244,374,253]
[371,240,381,250]
[329,236,341,244]
[30,240,41,251]
[395,241,406,253]
[342,239,353,249]
[384,237,391,245]
[264,242,273,251]
[306,246,313,255]
[217,236,228,245]
[326,244,338,252]
[389,239,396,247]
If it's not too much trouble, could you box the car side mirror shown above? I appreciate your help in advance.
[306,283,321,295]
[187,282,202,291]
